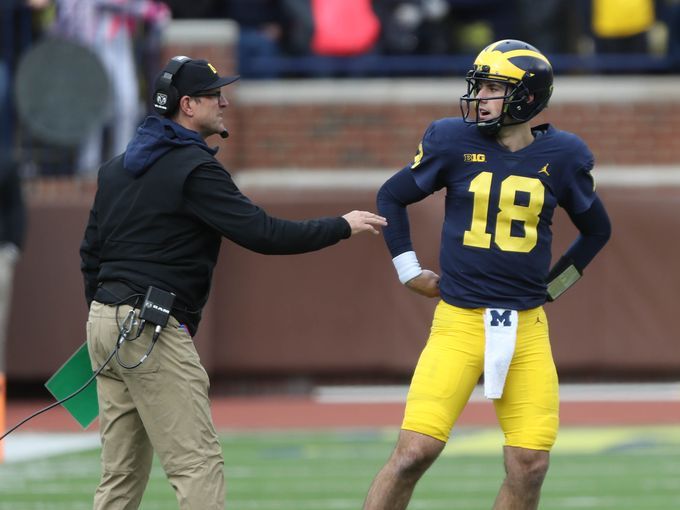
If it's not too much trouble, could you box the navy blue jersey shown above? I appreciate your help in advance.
[400,118,597,310]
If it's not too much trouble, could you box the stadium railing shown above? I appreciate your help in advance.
[240,53,677,79]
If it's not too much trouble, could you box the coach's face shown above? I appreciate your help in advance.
[191,88,228,138]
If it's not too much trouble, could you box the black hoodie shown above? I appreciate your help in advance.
[80,116,350,334]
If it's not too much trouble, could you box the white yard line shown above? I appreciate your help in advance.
[2,432,100,464]
[313,382,680,404]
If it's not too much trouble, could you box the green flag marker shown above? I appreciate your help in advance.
[45,342,98,429]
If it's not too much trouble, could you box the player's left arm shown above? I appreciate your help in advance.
[547,194,611,301]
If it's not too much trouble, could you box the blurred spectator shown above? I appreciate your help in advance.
[162,0,221,18]
[418,0,454,54]
[373,0,459,55]
[310,0,380,56]
[374,0,514,56]
[280,0,314,56]
[0,58,9,153]
[133,3,171,109]
[592,0,655,53]
[373,1,421,55]
[0,0,51,151]
[666,0,680,68]
[227,0,287,78]
[0,154,26,392]
[516,0,582,54]
[50,0,170,175]
[444,0,515,53]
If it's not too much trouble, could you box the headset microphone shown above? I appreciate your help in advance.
[220,129,229,139]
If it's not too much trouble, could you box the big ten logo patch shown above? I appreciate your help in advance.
[464,153,486,163]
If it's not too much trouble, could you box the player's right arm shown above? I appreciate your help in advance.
[377,121,451,296]
[376,166,439,297]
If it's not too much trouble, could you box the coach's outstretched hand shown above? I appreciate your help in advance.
[342,210,388,236]
[406,269,440,298]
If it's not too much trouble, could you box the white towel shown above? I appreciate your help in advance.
[483,308,518,399]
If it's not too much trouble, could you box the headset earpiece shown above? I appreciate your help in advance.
[152,56,191,116]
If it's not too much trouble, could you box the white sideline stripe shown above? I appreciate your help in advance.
[234,166,680,190]
[313,383,680,404]
[3,432,100,464]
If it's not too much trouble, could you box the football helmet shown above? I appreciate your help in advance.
[460,39,553,135]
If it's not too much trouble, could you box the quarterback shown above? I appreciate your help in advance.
[364,40,612,509]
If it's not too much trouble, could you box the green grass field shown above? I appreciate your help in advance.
[1,426,679,509]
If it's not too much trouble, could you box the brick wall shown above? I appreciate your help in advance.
[221,102,680,170]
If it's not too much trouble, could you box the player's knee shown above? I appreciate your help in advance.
[524,455,549,489]
[390,443,440,481]
[506,448,549,489]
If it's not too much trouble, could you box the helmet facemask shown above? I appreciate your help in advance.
[459,40,554,136]
[460,71,534,136]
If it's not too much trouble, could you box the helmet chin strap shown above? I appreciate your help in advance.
[476,93,533,136]
[477,114,530,136]
[476,118,503,136]
[476,102,512,136]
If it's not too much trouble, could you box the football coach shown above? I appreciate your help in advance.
[80,55,387,509]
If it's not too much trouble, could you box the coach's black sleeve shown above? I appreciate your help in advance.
[183,164,351,254]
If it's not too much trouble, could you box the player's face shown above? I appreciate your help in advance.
[192,88,228,137]
[474,81,508,123]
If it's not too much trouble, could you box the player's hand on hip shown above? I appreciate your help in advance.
[405,269,440,298]
[342,210,387,236]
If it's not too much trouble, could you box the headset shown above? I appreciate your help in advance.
[152,55,192,117]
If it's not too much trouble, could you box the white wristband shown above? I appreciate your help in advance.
[392,251,422,284]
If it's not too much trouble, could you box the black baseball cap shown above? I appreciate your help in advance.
[172,59,239,96]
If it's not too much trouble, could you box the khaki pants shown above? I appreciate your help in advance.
[87,301,224,510]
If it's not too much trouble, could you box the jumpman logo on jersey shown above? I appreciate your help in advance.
[538,164,550,176]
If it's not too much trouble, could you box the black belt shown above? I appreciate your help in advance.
[95,281,198,335]
[94,281,144,308]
